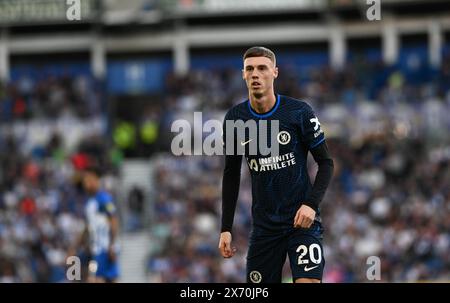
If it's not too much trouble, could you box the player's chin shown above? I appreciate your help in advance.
[249,85,262,92]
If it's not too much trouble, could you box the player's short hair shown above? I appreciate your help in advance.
[243,46,276,66]
[84,164,103,178]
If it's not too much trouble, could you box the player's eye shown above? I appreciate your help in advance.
[258,66,267,71]
[245,67,254,71]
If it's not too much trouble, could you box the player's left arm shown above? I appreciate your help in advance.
[294,105,334,229]
[102,195,119,260]
[108,214,119,260]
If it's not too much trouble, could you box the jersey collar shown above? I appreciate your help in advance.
[247,94,280,118]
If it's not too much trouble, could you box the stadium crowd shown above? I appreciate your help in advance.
[0,75,121,282]
[147,54,450,282]
[0,51,449,282]
[148,135,450,282]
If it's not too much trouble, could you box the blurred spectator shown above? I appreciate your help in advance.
[0,75,119,282]
[127,186,146,232]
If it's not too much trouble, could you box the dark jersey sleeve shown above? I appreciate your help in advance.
[303,142,334,211]
[221,111,242,233]
[221,154,242,232]
[300,104,333,211]
[300,104,325,149]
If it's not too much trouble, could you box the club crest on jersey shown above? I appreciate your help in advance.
[277,131,291,145]
[249,271,262,283]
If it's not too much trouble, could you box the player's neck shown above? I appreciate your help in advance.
[248,92,277,114]
[90,187,100,195]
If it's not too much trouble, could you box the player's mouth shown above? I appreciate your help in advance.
[251,81,261,88]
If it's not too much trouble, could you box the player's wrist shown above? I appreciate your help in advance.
[301,201,318,212]
[220,224,232,233]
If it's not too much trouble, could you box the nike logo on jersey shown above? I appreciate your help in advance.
[240,139,253,146]
[304,265,319,272]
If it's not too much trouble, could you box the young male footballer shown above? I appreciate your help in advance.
[219,46,334,283]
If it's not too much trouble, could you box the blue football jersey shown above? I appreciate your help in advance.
[223,94,326,231]
[85,190,116,255]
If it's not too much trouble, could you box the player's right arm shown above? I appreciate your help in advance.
[294,104,334,229]
[219,111,242,258]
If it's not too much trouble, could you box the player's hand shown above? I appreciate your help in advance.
[294,204,316,229]
[218,232,236,258]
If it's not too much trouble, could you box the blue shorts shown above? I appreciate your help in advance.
[92,252,120,280]
[246,221,325,283]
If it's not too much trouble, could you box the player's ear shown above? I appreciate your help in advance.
[242,69,245,80]
[274,66,279,79]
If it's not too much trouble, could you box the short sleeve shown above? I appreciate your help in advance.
[98,192,116,216]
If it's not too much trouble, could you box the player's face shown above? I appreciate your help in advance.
[243,57,278,98]
[82,171,99,193]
